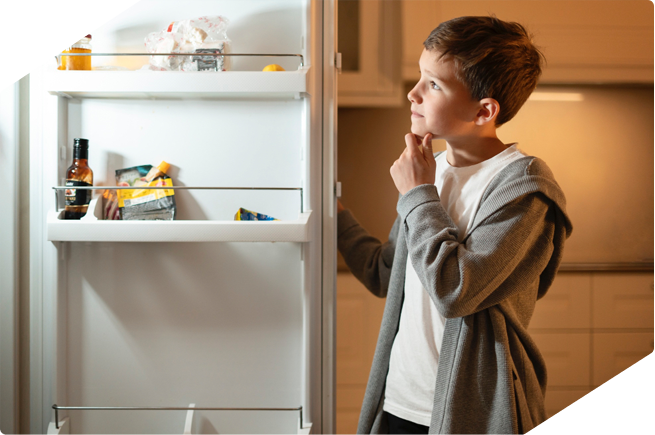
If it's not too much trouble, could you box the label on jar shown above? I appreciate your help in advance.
[65,180,92,206]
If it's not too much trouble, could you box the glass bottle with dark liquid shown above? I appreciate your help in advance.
[64,138,94,219]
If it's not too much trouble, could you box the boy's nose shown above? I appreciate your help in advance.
[407,86,421,104]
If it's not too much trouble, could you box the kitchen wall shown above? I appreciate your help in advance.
[337,83,654,266]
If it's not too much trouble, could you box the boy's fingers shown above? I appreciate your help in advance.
[404,133,420,155]
[422,133,433,160]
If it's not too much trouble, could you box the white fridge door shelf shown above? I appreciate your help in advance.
[47,210,313,242]
[44,68,309,99]
[47,418,312,435]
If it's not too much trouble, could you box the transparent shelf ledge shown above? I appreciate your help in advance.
[44,68,309,100]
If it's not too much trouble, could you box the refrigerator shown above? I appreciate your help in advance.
[28,1,337,433]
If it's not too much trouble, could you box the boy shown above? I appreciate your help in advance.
[337,16,572,434]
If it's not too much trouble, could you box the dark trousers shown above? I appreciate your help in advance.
[385,411,429,434]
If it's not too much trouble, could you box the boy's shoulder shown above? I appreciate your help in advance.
[472,153,571,232]
[433,151,556,183]
[430,150,561,196]
[490,154,559,191]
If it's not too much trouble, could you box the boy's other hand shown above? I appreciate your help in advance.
[390,133,436,195]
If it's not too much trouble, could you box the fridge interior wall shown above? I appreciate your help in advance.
[33,1,322,433]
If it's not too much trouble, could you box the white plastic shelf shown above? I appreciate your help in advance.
[47,411,312,435]
[47,210,313,243]
[44,68,309,99]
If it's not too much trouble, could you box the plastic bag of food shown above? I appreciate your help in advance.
[234,208,278,221]
[115,162,176,220]
[144,16,231,71]
[102,188,120,220]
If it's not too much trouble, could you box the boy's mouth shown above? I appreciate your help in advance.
[411,111,423,118]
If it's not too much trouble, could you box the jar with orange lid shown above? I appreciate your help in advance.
[58,35,92,70]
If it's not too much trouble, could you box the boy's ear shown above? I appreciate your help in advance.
[475,98,500,126]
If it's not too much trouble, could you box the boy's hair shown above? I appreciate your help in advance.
[424,16,545,126]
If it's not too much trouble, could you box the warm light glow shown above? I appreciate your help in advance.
[528,92,585,102]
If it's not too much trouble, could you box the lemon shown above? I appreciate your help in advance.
[262,64,285,72]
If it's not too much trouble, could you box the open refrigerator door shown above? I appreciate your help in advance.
[29,1,337,433]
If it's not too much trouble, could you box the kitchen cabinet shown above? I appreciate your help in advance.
[529,271,654,418]
[335,272,385,434]
[529,273,592,329]
[337,0,404,106]
[592,273,654,329]
[592,332,654,387]
[402,1,653,84]
[337,271,653,435]
[530,332,591,387]
[28,1,337,433]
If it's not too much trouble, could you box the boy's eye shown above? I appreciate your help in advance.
[430,81,440,90]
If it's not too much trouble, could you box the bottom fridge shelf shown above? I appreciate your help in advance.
[48,404,312,435]
[47,209,313,242]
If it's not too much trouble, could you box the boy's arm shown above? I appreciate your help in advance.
[337,209,399,298]
[398,184,558,318]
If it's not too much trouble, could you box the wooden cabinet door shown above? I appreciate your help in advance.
[338,0,404,106]
[530,273,592,330]
[592,273,654,329]
[531,332,591,387]
[336,272,386,433]
[402,0,653,84]
[592,332,654,387]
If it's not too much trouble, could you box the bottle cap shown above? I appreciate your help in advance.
[74,138,89,149]
[61,32,91,39]
[157,161,171,174]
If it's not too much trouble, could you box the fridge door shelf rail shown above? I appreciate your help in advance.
[51,404,310,434]
[57,52,304,68]
[47,53,308,100]
[49,186,311,243]
[52,185,304,213]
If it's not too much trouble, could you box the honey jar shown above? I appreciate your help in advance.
[58,35,92,70]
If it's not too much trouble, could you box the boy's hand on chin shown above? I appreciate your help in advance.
[390,133,436,195]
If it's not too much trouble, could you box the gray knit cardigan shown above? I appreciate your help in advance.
[337,155,573,434]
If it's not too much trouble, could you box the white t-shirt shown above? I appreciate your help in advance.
[383,144,526,426]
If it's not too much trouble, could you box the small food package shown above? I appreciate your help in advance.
[115,161,176,220]
[144,16,231,71]
[102,188,120,220]
[234,208,278,221]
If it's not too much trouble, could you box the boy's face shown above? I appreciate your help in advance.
[408,49,479,144]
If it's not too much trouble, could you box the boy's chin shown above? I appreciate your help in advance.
[410,126,430,141]
[410,130,427,141]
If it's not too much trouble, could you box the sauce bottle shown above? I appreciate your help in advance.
[58,35,92,70]
[64,138,94,219]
